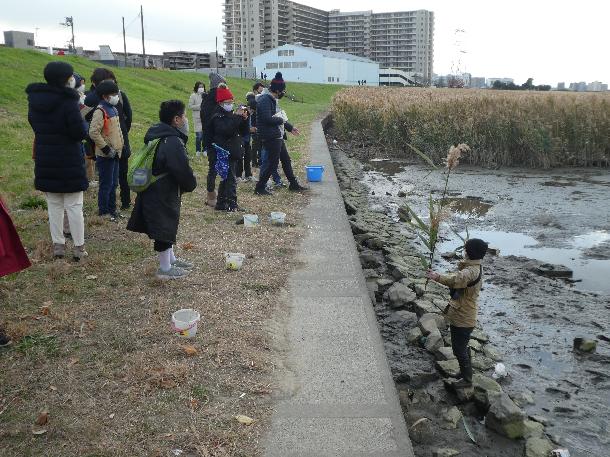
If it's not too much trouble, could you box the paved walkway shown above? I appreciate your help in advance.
[264,120,414,457]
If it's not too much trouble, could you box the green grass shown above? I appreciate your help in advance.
[0,46,340,207]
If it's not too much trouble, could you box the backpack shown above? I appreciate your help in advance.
[127,138,167,192]
[449,266,482,300]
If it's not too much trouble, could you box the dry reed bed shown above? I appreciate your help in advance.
[331,87,610,167]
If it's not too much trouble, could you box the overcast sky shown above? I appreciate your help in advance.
[1,0,608,85]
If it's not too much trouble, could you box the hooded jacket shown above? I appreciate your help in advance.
[26,83,88,193]
[437,259,483,328]
[126,123,197,243]
[200,88,219,150]
[210,105,249,160]
[256,93,293,141]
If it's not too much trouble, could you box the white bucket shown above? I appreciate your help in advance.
[225,252,246,271]
[270,211,286,225]
[243,214,259,227]
[171,308,200,338]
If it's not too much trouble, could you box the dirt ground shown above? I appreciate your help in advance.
[0,153,309,456]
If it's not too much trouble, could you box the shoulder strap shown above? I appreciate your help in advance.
[466,266,482,288]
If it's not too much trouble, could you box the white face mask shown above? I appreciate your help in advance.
[176,116,189,136]
[222,103,234,112]
[197,87,205,94]
[108,94,120,106]
[67,76,76,89]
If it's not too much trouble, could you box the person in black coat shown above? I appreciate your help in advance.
[84,68,133,210]
[248,82,265,168]
[26,61,89,260]
[200,72,227,207]
[211,86,249,212]
[127,100,197,280]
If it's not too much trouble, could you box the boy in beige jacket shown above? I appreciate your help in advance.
[426,238,488,388]
[89,80,124,220]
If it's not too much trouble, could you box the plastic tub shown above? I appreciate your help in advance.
[270,211,286,225]
[171,308,200,338]
[225,252,246,271]
[243,214,259,227]
[305,165,325,182]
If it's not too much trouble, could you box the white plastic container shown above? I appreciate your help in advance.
[243,214,259,227]
[270,211,286,226]
[171,309,200,338]
[225,252,246,271]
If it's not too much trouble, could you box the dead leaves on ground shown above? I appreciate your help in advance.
[234,415,255,426]
[180,344,198,356]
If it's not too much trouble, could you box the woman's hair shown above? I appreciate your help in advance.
[253,82,265,91]
[159,100,185,124]
[193,81,205,93]
[90,68,117,87]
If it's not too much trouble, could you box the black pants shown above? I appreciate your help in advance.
[237,141,252,178]
[251,135,261,167]
[216,160,238,209]
[154,240,172,252]
[206,148,217,192]
[118,153,131,208]
[450,325,474,382]
[255,138,296,192]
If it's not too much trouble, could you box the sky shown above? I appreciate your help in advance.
[1,0,608,85]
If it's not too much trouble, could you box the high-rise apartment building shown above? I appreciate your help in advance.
[225,0,328,68]
[224,0,434,80]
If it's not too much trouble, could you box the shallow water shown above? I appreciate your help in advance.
[361,160,610,457]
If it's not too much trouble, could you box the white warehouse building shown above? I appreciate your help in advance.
[253,44,379,86]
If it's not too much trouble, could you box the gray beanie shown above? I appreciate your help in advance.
[209,72,226,89]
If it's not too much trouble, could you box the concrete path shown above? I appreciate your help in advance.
[264,120,414,457]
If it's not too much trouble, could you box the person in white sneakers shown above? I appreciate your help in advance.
[127,100,197,280]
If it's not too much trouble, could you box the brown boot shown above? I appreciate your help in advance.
[205,191,217,207]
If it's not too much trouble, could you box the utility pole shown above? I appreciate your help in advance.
[60,16,75,53]
[140,5,146,68]
[122,17,128,67]
[215,36,219,73]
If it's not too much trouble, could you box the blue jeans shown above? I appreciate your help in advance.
[97,156,119,215]
[195,131,203,152]
[260,147,282,185]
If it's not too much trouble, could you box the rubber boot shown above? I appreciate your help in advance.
[206,191,217,207]
[454,356,473,388]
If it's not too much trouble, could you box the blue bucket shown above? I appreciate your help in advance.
[305,165,325,182]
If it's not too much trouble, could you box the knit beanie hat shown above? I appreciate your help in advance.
[465,238,488,260]
[269,72,286,93]
[209,72,226,89]
[216,86,234,103]
[44,61,74,87]
[96,80,120,97]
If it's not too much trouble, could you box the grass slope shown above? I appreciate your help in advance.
[0,47,340,456]
[0,46,339,205]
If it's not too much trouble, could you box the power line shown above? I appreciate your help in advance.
[125,34,216,45]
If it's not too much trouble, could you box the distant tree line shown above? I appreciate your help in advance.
[492,78,551,91]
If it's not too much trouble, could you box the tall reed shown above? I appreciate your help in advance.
[331,88,610,168]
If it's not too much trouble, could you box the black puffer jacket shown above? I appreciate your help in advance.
[126,123,197,243]
[210,106,249,160]
[26,83,88,193]
[84,89,132,157]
